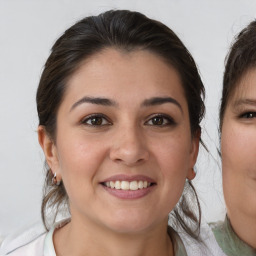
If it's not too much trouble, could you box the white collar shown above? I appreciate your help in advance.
[43,219,70,256]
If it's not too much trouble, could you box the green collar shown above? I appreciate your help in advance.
[209,216,256,256]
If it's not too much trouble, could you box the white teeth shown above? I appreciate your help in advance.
[104,180,152,190]
[121,181,130,190]
[138,181,144,189]
[115,180,121,189]
[110,181,115,189]
[130,181,138,190]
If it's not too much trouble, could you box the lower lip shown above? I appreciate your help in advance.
[102,185,155,199]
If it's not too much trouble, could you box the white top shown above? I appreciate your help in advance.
[0,220,226,256]
[0,220,68,256]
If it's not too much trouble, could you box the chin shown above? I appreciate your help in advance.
[103,211,162,235]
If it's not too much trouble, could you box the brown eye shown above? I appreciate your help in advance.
[82,114,111,126]
[91,117,103,125]
[146,114,175,126]
[152,116,164,125]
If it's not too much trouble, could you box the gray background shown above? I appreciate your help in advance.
[0,0,255,240]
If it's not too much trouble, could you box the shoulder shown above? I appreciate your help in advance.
[209,217,256,255]
[0,234,46,256]
[0,218,70,256]
[0,222,46,256]
[178,222,227,256]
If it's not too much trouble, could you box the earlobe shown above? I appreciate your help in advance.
[187,167,196,180]
[38,126,60,173]
[187,129,200,180]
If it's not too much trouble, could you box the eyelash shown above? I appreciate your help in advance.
[239,112,256,119]
[81,114,112,126]
[80,114,175,127]
[145,114,176,126]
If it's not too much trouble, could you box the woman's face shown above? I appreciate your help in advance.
[221,68,256,220]
[43,48,199,234]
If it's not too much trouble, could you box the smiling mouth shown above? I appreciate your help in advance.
[102,180,155,191]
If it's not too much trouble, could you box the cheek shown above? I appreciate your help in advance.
[55,136,109,210]
[221,124,242,190]
[221,121,256,212]
[222,123,256,175]
[56,132,107,185]
[154,133,192,186]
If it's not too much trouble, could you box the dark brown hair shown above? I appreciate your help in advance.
[220,20,256,129]
[37,10,205,239]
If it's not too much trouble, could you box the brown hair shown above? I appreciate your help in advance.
[220,20,256,129]
[37,10,205,240]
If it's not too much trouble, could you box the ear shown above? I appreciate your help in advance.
[38,126,60,175]
[187,129,200,180]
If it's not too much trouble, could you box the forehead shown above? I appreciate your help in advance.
[231,68,256,102]
[64,48,186,103]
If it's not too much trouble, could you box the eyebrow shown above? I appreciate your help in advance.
[142,97,183,112]
[70,97,118,111]
[70,96,182,112]
[233,98,256,107]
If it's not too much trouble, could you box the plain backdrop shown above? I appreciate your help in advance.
[0,0,256,240]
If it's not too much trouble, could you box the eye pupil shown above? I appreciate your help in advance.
[245,113,255,118]
[152,117,163,125]
[91,117,102,125]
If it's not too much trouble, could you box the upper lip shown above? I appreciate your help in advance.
[101,174,156,183]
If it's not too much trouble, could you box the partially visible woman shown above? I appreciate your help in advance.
[1,10,224,256]
[211,20,256,255]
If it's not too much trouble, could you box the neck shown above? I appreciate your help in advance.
[228,211,256,249]
[54,217,173,256]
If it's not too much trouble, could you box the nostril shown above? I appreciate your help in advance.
[113,157,146,166]
[109,143,149,166]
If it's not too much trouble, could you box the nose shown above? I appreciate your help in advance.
[109,126,149,166]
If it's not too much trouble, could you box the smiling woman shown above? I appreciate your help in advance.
[1,10,224,256]
[210,20,256,255]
